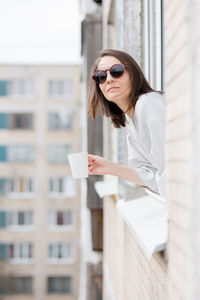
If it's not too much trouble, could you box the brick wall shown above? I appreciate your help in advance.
[102,0,200,299]
[103,197,167,300]
[165,0,200,299]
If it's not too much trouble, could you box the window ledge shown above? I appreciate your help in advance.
[116,192,168,259]
[47,258,74,264]
[7,225,35,232]
[47,225,74,232]
[9,259,34,264]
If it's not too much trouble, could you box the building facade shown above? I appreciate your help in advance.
[81,0,200,299]
[0,64,81,299]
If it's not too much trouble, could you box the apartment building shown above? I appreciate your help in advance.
[81,0,200,299]
[0,64,81,299]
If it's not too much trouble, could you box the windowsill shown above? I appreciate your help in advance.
[7,193,36,199]
[48,194,75,199]
[9,259,34,264]
[47,258,74,264]
[116,190,168,260]
[47,225,74,232]
[7,226,35,232]
[93,179,168,259]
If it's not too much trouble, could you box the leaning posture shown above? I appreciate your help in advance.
[88,49,165,197]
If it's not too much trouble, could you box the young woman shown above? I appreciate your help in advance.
[87,49,165,197]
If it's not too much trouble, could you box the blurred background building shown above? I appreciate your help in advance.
[0,64,81,299]
[81,0,200,300]
[0,0,200,299]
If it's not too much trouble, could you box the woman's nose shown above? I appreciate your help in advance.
[106,71,114,82]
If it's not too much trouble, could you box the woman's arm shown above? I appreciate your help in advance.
[88,154,145,186]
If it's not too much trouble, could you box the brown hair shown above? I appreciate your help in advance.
[88,49,156,128]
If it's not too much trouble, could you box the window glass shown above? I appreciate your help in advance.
[48,110,74,130]
[48,80,74,98]
[8,146,35,163]
[7,79,33,97]
[47,145,73,164]
[47,276,72,294]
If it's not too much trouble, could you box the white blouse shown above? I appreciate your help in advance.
[125,91,166,197]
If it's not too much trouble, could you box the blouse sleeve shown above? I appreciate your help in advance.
[126,118,165,196]
[138,119,165,196]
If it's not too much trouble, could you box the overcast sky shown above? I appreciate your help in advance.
[0,0,81,64]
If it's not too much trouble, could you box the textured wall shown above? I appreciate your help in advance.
[103,196,167,300]
[165,0,200,299]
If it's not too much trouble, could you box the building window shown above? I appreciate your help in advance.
[48,80,73,98]
[0,79,33,98]
[48,177,76,198]
[0,80,8,96]
[0,177,34,197]
[0,243,33,261]
[8,145,35,163]
[144,0,163,90]
[47,145,73,164]
[48,110,74,130]
[8,79,33,97]
[7,277,32,294]
[9,113,33,129]
[0,146,7,162]
[48,211,73,228]
[9,243,33,260]
[47,276,72,294]
[48,243,74,262]
[7,211,33,227]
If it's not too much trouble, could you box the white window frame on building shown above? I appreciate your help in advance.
[48,79,74,99]
[144,0,163,90]
[7,79,34,98]
[48,211,74,231]
[7,210,34,231]
[8,243,33,264]
[48,110,74,130]
[8,145,35,163]
[6,177,34,199]
[47,145,73,164]
[48,242,74,264]
[48,176,76,199]
[112,0,167,259]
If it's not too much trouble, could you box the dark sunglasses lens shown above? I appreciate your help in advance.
[95,71,107,84]
[110,64,124,78]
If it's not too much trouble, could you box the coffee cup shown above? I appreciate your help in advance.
[68,152,88,179]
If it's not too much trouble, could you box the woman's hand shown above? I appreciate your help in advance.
[88,154,145,186]
[88,154,111,175]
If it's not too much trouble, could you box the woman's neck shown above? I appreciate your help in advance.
[125,107,134,120]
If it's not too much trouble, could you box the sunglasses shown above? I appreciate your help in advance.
[92,64,125,84]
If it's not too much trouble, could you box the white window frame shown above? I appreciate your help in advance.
[47,145,73,164]
[48,242,74,264]
[8,145,35,163]
[7,177,35,199]
[144,0,163,90]
[7,79,34,98]
[9,243,33,264]
[48,176,76,199]
[48,79,74,99]
[48,110,74,130]
[7,211,34,231]
[48,211,74,231]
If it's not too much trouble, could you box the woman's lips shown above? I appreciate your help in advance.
[107,86,118,92]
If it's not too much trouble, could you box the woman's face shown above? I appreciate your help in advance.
[97,55,132,109]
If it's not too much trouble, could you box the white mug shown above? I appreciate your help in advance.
[68,152,88,179]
